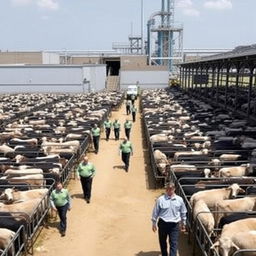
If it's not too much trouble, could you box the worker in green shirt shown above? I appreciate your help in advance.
[104,118,112,141]
[50,182,71,237]
[124,119,132,140]
[119,138,133,172]
[131,94,136,105]
[76,156,96,204]
[113,119,121,140]
[131,105,137,122]
[91,123,100,154]
[126,100,131,115]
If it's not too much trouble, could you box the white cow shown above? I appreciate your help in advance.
[174,149,208,161]
[193,200,215,235]
[7,174,45,187]
[0,228,15,255]
[219,164,251,177]
[219,154,241,161]
[215,196,256,225]
[190,184,245,208]
[211,219,256,256]
[153,150,169,175]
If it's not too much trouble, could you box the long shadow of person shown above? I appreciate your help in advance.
[135,251,160,256]
[113,165,125,170]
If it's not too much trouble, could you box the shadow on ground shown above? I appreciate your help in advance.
[113,165,125,170]
[72,193,84,199]
[135,251,160,256]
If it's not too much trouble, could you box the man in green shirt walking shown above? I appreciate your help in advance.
[131,94,136,105]
[124,119,132,140]
[91,123,100,154]
[76,156,96,203]
[119,139,133,172]
[131,105,137,122]
[50,182,71,237]
[103,118,112,141]
[126,100,131,115]
[113,119,121,140]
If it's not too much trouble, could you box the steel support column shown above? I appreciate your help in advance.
[247,68,254,119]
[225,66,230,109]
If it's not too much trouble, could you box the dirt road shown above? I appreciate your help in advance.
[35,101,192,256]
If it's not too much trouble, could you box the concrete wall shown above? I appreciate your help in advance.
[70,57,101,65]
[120,70,169,89]
[0,65,106,93]
[0,52,43,64]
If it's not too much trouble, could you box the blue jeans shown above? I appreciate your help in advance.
[56,203,69,232]
[158,219,179,256]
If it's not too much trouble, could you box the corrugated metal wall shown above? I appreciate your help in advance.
[120,70,169,89]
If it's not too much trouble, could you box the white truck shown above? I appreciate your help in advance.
[126,85,139,100]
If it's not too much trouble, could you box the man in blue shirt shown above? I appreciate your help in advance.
[152,183,187,256]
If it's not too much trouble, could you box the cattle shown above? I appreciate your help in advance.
[0,188,48,204]
[0,228,15,255]
[15,154,61,164]
[28,120,46,126]
[153,150,169,175]
[193,200,215,235]
[4,167,44,176]
[170,164,197,172]
[42,146,77,156]
[0,144,15,156]
[174,149,208,161]
[219,154,242,161]
[41,139,80,150]
[65,133,83,140]
[0,198,42,217]
[184,130,202,138]
[190,136,211,142]
[190,184,245,208]
[219,164,252,177]
[9,138,38,146]
[215,197,256,225]
[208,158,221,171]
[150,134,174,143]
[218,213,256,229]
[211,218,256,256]
[4,174,45,187]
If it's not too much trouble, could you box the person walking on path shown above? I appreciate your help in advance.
[131,105,137,122]
[50,182,72,237]
[126,100,131,115]
[124,119,132,140]
[131,94,136,105]
[103,118,112,141]
[151,183,187,256]
[91,123,100,154]
[113,119,121,140]
[119,139,133,172]
[76,156,96,204]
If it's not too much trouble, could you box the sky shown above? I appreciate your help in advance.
[0,0,255,51]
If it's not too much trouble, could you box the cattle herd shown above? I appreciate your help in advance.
[0,92,123,256]
[142,88,256,256]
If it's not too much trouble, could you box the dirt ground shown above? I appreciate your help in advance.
[34,101,192,256]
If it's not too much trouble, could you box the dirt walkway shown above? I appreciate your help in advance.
[35,101,192,256]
